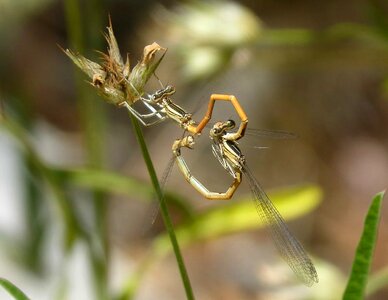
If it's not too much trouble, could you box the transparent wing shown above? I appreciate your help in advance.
[242,164,318,286]
[206,123,297,140]
[244,128,298,139]
[148,130,188,225]
[211,142,237,178]
[149,154,175,225]
[211,143,223,165]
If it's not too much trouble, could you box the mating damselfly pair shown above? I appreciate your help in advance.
[64,19,318,286]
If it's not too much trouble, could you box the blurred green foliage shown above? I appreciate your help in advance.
[1,0,388,299]
[153,184,322,255]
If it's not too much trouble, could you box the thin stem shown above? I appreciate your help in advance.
[63,0,108,299]
[84,0,104,49]
[129,114,195,300]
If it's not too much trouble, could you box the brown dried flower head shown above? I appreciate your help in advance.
[64,19,166,106]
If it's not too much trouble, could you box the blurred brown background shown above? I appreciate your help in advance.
[1,0,388,299]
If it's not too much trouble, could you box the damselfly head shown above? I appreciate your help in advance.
[164,85,176,95]
[210,119,236,137]
[210,121,223,137]
[153,85,176,102]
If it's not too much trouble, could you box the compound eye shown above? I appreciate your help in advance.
[226,119,236,129]
[210,126,221,136]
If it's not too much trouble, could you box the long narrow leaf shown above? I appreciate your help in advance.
[52,168,153,198]
[0,278,30,300]
[154,184,322,256]
[50,167,192,217]
[120,184,321,298]
[343,191,385,300]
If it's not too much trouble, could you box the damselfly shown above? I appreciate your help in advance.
[171,94,318,286]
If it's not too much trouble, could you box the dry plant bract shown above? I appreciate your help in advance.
[63,21,166,106]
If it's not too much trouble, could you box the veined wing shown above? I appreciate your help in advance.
[149,154,176,225]
[206,122,297,140]
[148,130,188,226]
[245,128,297,139]
[211,143,225,168]
[242,164,318,286]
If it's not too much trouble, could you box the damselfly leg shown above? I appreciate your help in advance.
[120,81,168,126]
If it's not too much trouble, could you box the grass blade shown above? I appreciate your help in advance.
[154,184,322,255]
[343,191,385,300]
[0,278,31,300]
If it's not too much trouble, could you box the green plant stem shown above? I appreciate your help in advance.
[63,1,108,299]
[63,0,83,52]
[129,114,195,300]
[84,0,104,49]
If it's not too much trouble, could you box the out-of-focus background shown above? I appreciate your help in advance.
[1,0,388,299]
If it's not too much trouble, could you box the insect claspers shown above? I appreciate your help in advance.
[172,94,248,199]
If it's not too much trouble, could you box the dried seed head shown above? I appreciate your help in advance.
[63,18,166,107]
[92,74,105,87]
[142,42,165,65]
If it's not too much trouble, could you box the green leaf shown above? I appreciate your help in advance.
[0,278,31,300]
[343,191,385,300]
[50,167,192,217]
[153,184,322,256]
[119,184,322,299]
[52,167,154,199]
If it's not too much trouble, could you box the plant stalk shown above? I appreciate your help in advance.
[63,0,108,299]
[129,114,195,300]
